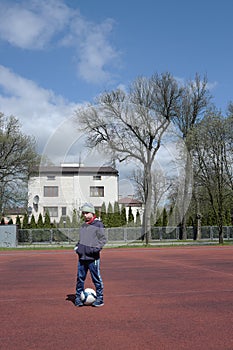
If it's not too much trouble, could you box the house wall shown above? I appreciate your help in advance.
[28,169,118,223]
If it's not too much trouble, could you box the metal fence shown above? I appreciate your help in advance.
[16,226,233,245]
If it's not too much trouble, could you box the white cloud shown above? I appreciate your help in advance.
[71,18,119,84]
[0,0,70,49]
[0,65,79,152]
[0,0,121,84]
[0,64,115,167]
[207,81,218,91]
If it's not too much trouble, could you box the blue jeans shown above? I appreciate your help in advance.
[76,259,104,302]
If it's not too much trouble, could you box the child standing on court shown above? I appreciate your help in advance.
[74,202,106,307]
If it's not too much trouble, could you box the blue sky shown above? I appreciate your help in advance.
[1,0,233,195]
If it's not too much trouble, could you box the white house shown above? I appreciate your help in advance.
[28,163,119,223]
[119,196,143,223]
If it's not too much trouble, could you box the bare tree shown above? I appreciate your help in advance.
[131,166,172,224]
[191,112,232,243]
[74,72,182,243]
[129,167,145,203]
[173,74,211,239]
[0,113,40,213]
[225,105,233,190]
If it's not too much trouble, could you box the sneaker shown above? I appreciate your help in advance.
[75,299,84,307]
[92,300,104,307]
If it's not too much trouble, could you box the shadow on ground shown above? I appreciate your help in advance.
[66,294,76,305]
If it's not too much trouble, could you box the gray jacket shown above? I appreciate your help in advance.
[75,218,106,261]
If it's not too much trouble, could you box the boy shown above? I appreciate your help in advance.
[74,202,106,307]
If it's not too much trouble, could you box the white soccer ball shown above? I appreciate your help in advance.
[80,288,97,305]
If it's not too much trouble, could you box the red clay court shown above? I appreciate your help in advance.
[0,246,233,350]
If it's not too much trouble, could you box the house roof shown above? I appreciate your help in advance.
[33,166,119,176]
[119,197,143,207]
[4,208,27,215]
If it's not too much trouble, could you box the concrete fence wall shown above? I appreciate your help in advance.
[0,225,17,247]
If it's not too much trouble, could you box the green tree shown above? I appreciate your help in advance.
[135,209,141,226]
[168,205,175,226]
[205,210,215,226]
[58,216,64,228]
[22,213,29,229]
[225,208,232,226]
[30,214,37,228]
[186,215,194,227]
[155,215,162,227]
[106,202,114,227]
[72,209,79,227]
[37,213,44,228]
[128,206,134,226]
[120,205,127,226]
[65,215,71,228]
[162,208,168,227]
[44,211,51,228]
[113,201,121,227]
[100,202,107,226]
[154,208,162,226]
[16,215,21,228]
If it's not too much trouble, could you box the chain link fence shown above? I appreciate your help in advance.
[16,226,233,245]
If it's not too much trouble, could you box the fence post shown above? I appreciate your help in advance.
[226,226,229,240]
[105,228,109,243]
[124,228,127,242]
[176,227,179,240]
[159,228,163,240]
[29,229,32,244]
[210,226,213,240]
[50,229,53,243]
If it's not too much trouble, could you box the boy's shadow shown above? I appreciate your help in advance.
[66,294,76,305]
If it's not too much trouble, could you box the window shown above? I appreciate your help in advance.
[90,186,104,197]
[93,175,101,180]
[44,186,58,197]
[43,207,58,217]
[47,175,56,180]
[62,207,67,216]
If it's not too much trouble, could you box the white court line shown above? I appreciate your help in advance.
[149,256,233,278]
[0,289,233,303]
[111,289,233,297]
